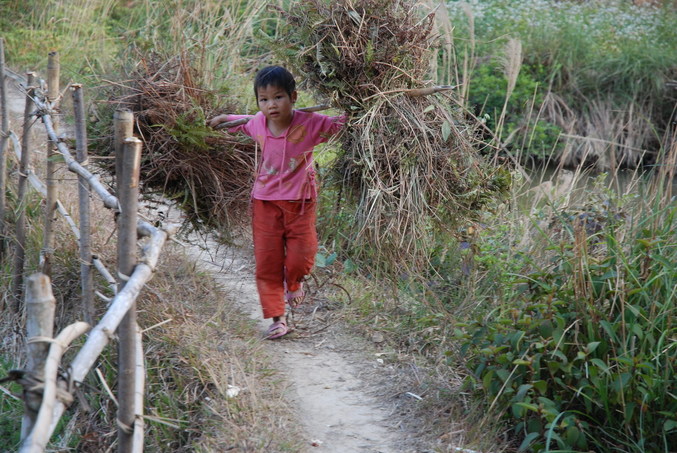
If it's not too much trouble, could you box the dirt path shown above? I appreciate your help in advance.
[184,233,410,452]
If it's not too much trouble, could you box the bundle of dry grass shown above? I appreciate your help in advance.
[275,0,509,270]
[122,54,256,228]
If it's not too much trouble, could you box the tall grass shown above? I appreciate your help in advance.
[445,0,677,168]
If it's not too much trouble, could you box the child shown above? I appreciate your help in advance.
[209,66,345,339]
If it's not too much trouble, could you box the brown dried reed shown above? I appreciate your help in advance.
[275,0,508,270]
[122,54,256,228]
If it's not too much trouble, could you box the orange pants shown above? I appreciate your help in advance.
[252,199,318,318]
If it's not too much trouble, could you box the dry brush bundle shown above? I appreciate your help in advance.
[274,0,509,270]
[122,53,256,228]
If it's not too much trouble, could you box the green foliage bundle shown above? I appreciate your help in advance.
[272,0,510,272]
[455,200,677,451]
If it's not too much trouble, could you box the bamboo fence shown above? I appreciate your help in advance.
[1,44,175,453]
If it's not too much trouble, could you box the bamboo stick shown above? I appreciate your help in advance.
[132,326,145,453]
[213,103,330,130]
[38,112,119,209]
[114,109,134,196]
[20,274,56,441]
[45,225,167,440]
[71,84,95,325]
[0,38,9,259]
[42,51,60,277]
[117,137,142,453]
[12,72,37,311]
[19,321,90,453]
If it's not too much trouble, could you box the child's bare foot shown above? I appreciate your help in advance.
[266,316,289,339]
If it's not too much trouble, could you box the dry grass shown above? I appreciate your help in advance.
[110,53,258,229]
[542,93,657,171]
[274,0,509,272]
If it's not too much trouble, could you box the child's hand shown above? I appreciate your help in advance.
[208,114,229,128]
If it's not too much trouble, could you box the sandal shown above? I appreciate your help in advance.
[266,320,289,340]
[285,283,305,308]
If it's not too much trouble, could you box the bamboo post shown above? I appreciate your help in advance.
[12,72,37,311]
[113,109,134,196]
[0,38,9,258]
[116,137,142,453]
[20,273,56,441]
[41,51,60,277]
[133,326,145,453]
[71,84,94,325]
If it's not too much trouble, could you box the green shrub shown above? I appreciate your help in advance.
[467,63,562,161]
[455,201,677,452]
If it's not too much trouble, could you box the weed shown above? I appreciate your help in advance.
[455,188,677,451]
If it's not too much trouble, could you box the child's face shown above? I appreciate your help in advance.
[256,84,297,128]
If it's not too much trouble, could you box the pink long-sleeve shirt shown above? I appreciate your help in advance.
[227,110,345,201]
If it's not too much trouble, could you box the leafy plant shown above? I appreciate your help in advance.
[455,198,677,452]
[467,63,562,161]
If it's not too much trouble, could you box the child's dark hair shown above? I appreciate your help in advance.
[254,66,296,98]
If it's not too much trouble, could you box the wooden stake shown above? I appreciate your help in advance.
[132,326,145,453]
[71,84,95,325]
[12,72,37,311]
[0,38,9,259]
[41,51,60,277]
[114,109,134,197]
[20,273,56,441]
[116,137,141,453]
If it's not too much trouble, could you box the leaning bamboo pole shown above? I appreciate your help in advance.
[19,320,90,453]
[71,84,95,325]
[117,137,142,453]
[45,224,168,442]
[41,52,60,276]
[12,72,37,310]
[20,274,56,441]
[0,37,9,259]
[38,108,119,210]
